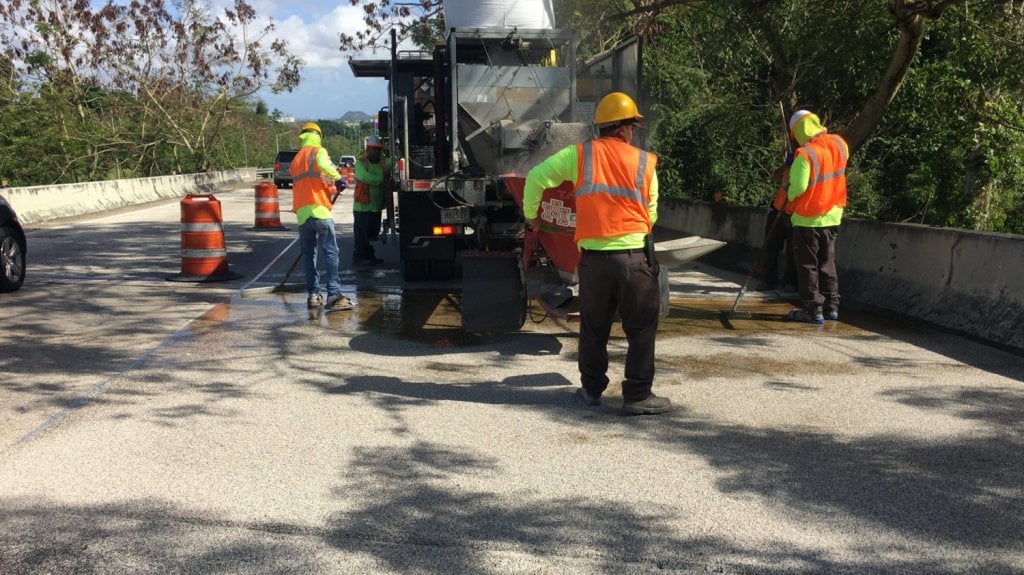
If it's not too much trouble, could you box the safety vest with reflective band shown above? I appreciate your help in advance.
[772,167,794,213]
[290,146,333,214]
[353,157,392,212]
[573,138,657,244]
[790,133,848,218]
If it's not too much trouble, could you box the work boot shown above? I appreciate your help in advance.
[622,393,673,415]
[307,293,324,309]
[788,308,824,324]
[576,387,601,407]
[824,305,839,321]
[326,293,353,310]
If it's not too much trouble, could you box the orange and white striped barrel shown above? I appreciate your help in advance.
[254,182,287,229]
[167,194,241,282]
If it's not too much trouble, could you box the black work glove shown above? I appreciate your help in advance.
[335,179,347,191]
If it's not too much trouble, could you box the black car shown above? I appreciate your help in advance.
[273,149,298,188]
[0,194,26,292]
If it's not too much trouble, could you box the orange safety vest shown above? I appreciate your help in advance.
[772,166,794,213]
[289,146,333,212]
[791,133,848,218]
[573,138,657,243]
[353,158,372,204]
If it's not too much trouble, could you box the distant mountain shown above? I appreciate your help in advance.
[340,111,372,122]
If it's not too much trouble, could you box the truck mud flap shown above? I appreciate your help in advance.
[461,252,526,332]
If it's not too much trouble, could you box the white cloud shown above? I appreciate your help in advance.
[273,5,369,68]
[207,0,394,117]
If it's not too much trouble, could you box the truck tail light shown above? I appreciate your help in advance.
[432,225,455,236]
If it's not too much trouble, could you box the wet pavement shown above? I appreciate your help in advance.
[1,185,1023,574]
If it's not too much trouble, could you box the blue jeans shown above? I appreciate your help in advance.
[298,217,341,297]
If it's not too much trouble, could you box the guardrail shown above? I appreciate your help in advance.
[3,168,257,225]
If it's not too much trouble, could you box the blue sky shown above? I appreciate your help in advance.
[234,0,393,120]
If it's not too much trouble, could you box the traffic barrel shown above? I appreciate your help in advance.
[167,194,243,282]
[252,182,287,230]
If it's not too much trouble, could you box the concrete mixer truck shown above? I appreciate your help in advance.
[349,1,722,332]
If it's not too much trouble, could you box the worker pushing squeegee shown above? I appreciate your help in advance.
[724,106,848,325]
[782,110,849,324]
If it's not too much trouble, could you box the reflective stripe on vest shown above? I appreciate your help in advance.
[792,133,848,218]
[576,140,650,209]
[802,134,848,188]
[573,138,656,242]
[292,148,321,184]
[290,146,332,212]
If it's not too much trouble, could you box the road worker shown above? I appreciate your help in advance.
[290,121,352,310]
[786,110,848,323]
[759,151,798,292]
[523,92,671,415]
[351,135,393,266]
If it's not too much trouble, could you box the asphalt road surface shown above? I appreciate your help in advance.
[2,184,1023,574]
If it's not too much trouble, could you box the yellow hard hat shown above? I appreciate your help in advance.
[300,122,322,137]
[595,92,643,126]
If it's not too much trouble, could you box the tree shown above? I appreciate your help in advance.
[339,0,443,52]
[333,0,1024,233]
[0,0,300,180]
[88,0,301,172]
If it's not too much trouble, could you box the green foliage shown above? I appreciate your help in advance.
[0,0,298,184]
[644,5,786,207]
[316,120,375,158]
[637,0,1024,234]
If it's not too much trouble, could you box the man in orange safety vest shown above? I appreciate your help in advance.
[786,110,848,323]
[289,122,352,311]
[523,92,671,415]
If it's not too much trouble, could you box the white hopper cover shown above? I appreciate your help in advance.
[443,0,555,30]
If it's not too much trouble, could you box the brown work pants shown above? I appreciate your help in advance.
[791,226,840,313]
[577,250,660,402]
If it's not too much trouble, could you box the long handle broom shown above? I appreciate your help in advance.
[722,102,792,320]
[240,186,343,297]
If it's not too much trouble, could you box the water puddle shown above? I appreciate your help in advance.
[216,285,883,351]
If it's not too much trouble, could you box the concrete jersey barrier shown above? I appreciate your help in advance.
[658,198,1024,352]
[2,179,1020,352]
[2,168,257,225]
